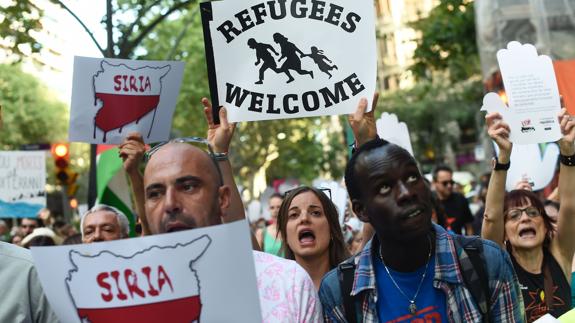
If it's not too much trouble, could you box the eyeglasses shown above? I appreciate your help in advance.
[506,206,541,221]
[284,187,332,200]
[441,180,455,187]
[143,137,223,186]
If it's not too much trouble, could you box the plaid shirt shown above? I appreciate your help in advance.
[319,224,525,322]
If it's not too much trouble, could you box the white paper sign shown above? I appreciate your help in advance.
[69,56,185,144]
[376,112,414,156]
[312,179,348,225]
[202,0,377,122]
[31,220,261,323]
[481,42,562,144]
[493,142,559,192]
[0,151,46,218]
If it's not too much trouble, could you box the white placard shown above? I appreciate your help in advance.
[0,151,46,218]
[376,112,414,156]
[203,0,377,122]
[481,42,562,144]
[69,56,185,144]
[493,142,559,192]
[31,220,261,323]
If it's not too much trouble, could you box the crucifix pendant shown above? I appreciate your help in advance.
[409,302,417,315]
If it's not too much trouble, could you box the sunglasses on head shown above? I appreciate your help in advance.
[143,137,224,186]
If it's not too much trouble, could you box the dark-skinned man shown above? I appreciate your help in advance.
[318,96,525,322]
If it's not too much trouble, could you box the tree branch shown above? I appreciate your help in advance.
[119,0,196,58]
[165,6,199,60]
[50,0,105,56]
[117,0,163,54]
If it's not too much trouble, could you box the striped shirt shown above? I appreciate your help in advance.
[319,224,525,322]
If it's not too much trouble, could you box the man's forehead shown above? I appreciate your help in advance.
[356,145,417,174]
[85,210,117,223]
[144,143,216,183]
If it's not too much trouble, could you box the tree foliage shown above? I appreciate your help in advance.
[410,0,479,82]
[0,0,43,60]
[0,64,67,149]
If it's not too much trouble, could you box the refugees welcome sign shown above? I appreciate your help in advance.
[201,0,376,122]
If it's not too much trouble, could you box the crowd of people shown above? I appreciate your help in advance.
[2,92,575,323]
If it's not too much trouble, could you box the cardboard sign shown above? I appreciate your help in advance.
[31,220,262,323]
[69,57,185,144]
[493,142,559,192]
[201,0,377,122]
[0,151,46,218]
[376,112,414,156]
[481,42,562,144]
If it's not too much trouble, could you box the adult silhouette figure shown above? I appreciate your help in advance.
[273,33,313,83]
[247,38,280,85]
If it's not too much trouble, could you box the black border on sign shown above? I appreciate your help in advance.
[200,1,221,124]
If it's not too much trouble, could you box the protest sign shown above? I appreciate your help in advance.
[481,42,562,145]
[0,151,46,218]
[69,56,185,144]
[201,0,377,122]
[493,142,559,191]
[31,220,261,323]
[376,112,414,156]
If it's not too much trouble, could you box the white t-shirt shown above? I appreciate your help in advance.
[253,251,323,323]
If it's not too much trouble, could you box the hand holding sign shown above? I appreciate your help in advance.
[202,98,236,154]
[348,93,379,147]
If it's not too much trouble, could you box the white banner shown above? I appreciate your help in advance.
[31,220,261,323]
[202,0,377,122]
[0,151,46,218]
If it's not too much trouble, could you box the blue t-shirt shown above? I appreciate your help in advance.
[374,253,448,323]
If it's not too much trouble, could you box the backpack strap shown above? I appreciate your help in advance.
[453,235,490,323]
[338,262,357,323]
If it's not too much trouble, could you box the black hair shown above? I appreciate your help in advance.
[269,192,284,200]
[432,164,453,181]
[345,138,390,201]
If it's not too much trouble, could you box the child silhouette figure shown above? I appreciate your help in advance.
[302,46,338,78]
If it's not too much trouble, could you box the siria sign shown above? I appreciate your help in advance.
[201,0,376,122]
[66,236,210,323]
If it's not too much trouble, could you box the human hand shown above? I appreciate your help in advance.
[202,98,236,154]
[119,132,146,174]
[514,177,533,191]
[485,112,512,161]
[347,93,379,147]
[558,107,575,155]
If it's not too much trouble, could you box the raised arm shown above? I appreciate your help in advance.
[119,132,150,236]
[347,93,379,147]
[481,112,512,247]
[553,108,575,261]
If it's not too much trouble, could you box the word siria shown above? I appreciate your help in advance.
[97,265,174,302]
[113,75,152,93]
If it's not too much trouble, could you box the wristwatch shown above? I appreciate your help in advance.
[492,156,510,171]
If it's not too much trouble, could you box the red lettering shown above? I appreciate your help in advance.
[157,265,174,293]
[129,76,138,92]
[111,270,128,300]
[97,272,114,302]
[122,75,129,92]
[113,75,122,91]
[138,76,145,92]
[141,266,159,296]
[424,312,441,322]
[143,77,151,92]
[124,269,146,299]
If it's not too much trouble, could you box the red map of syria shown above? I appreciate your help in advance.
[92,61,170,142]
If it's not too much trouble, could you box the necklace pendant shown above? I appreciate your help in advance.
[409,302,417,315]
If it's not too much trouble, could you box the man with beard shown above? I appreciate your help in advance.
[141,101,322,322]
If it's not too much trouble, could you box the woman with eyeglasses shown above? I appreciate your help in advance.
[482,107,575,321]
[276,186,350,289]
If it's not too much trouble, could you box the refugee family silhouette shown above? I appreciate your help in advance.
[247,32,338,84]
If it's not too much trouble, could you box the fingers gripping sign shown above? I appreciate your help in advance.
[348,92,379,147]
